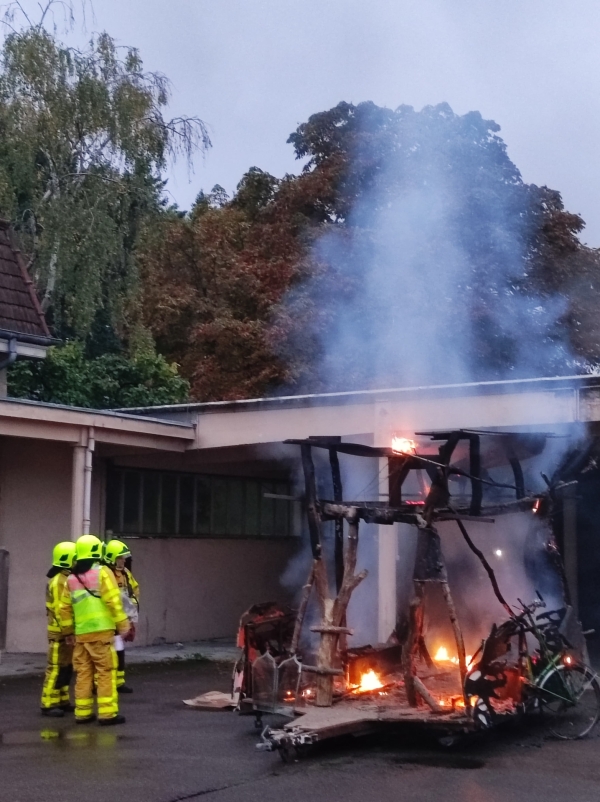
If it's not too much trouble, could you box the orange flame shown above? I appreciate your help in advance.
[358,669,383,692]
[391,436,417,455]
[434,646,473,666]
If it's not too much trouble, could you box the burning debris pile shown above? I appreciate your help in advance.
[231,430,599,754]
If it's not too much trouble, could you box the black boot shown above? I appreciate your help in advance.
[41,707,64,718]
[118,685,133,694]
[98,714,126,726]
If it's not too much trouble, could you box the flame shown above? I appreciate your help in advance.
[358,669,383,692]
[434,646,451,662]
[434,646,473,666]
[391,436,417,455]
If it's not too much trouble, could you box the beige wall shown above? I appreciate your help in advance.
[123,537,298,645]
[0,437,299,652]
[0,437,73,652]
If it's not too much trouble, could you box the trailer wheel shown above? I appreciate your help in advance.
[279,743,298,763]
[539,664,600,740]
[437,734,460,748]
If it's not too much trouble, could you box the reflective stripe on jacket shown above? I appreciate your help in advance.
[60,564,128,637]
[46,571,69,638]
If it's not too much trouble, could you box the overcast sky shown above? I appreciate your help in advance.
[12,0,600,244]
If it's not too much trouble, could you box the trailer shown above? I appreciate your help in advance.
[237,430,597,755]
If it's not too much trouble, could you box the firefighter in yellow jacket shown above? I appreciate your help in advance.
[60,534,130,725]
[104,539,140,693]
[41,541,76,717]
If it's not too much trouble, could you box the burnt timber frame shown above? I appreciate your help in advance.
[285,430,545,713]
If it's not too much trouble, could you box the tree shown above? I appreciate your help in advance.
[140,101,600,401]
[8,340,189,408]
[0,22,209,339]
[138,171,303,401]
[275,102,600,391]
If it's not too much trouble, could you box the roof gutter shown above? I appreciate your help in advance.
[0,328,60,347]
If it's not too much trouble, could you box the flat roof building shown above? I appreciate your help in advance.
[2,373,600,655]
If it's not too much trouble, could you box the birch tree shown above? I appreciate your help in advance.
[0,19,209,337]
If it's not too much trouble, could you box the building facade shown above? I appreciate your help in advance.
[2,374,600,654]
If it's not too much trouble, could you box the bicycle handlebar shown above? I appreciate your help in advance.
[515,596,547,616]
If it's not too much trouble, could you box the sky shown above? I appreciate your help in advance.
[10,0,600,244]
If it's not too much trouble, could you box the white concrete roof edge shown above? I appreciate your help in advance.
[0,396,195,433]
[113,373,600,415]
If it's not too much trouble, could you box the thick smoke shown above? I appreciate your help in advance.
[277,104,582,652]
[282,103,574,392]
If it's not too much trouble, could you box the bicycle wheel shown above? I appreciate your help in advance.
[538,664,600,739]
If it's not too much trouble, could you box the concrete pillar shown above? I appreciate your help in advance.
[0,368,7,397]
[71,427,95,540]
[378,457,397,642]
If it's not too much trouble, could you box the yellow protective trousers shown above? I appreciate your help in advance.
[116,649,126,688]
[73,637,119,721]
[41,639,73,709]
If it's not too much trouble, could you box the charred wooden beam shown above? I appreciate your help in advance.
[469,434,483,515]
[329,445,345,593]
[388,456,412,507]
[300,443,323,561]
[451,511,513,618]
[321,501,422,525]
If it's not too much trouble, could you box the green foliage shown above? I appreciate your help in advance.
[0,25,209,338]
[7,341,189,408]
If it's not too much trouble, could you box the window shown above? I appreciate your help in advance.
[105,468,295,539]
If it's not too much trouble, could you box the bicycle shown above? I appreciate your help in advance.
[466,594,600,739]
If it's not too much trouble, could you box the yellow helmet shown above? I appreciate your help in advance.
[52,541,76,569]
[104,539,131,564]
[75,534,103,561]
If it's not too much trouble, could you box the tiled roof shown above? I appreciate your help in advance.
[0,221,50,339]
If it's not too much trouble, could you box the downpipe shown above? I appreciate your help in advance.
[82,427,95,536]
[0,337,18,371]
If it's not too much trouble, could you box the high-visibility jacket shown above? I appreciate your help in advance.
[114,567,139,602]
[114,567,140,622]
[60,563,128,641]
[46,570,70,640]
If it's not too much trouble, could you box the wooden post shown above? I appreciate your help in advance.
[329,447,344,593]
[469,434,482,515]
[439,575,469,708]
[297,442,367,708]
[402,580,424,707]
[291,562,316,655]
[316,511,367,707]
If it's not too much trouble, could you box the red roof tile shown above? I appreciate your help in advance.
[0,221,50,339]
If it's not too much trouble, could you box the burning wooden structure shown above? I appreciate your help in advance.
[244,429,584,753]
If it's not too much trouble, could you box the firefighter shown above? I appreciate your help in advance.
[60,534,130,725]
[104,539,140,693]
[40,541,77,717]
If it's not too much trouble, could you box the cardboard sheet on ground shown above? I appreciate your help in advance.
[183,691,236,710]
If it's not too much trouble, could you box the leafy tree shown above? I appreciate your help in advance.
[137,170,301,401]
[0,22,209,339]
[276,101,600,390]
[140,101,600,401]
[8,340,189,408]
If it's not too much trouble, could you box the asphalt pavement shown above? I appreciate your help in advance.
[1,660,600,802]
